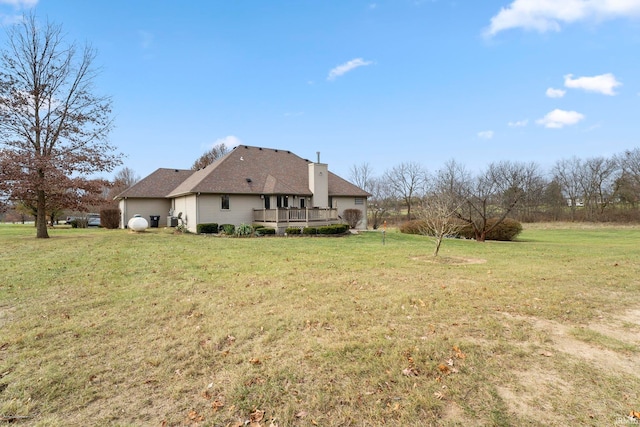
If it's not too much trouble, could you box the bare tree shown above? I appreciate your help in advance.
[616,148,640,207]
[619,148,640,188]
[0,14,119,238]
[367,177,393,229]
[441,160,539,242]
[415,190,464,257]
[543,179,567,220]
[552,157,583,220]
[114,167,140,189]
[579,156,620,218]
[435,159,472,208]
[383,161,429,220]
[108,167,140,200]
[192,142,230,170]
[349,162,375,193]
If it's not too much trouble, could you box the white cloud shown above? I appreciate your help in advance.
[546,87,566,98]
[485,0,640,37]
[536,109,585,128]
[508,119,529,127]
[209,135,242,149]
[0,0,38,7]
[564,73,622,95]
[0,13,22,25]
[327,58,373,81]
[0,0,37,24]
[477,130,494,140]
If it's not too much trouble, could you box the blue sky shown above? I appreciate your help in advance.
[2,0,640,180]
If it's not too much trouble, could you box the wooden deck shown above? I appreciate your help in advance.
[253,207,339,229]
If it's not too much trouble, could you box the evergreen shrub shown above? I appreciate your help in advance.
[197,223,218,234]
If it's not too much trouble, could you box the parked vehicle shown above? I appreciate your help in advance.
[87,214,100,227]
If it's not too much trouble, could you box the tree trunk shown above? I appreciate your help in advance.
[36,189,49,238]
[433,235,443,257]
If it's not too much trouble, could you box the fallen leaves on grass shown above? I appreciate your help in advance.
[186,410,204,423]
[211,399,224,412]
[402,350,420,377]
[244,377,266,386]
[250,409,265,423]
[437,346,466,376]
[452,345,466,359]
[438,364,450,374]
[402,367,419,377]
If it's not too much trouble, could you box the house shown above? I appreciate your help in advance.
[115,145,370,233]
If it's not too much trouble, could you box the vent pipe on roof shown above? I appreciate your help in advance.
[316,152,320,164]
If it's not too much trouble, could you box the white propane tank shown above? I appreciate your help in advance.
[128,215,148,232]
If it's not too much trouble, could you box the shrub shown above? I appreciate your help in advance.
[458,218,522,241]
[71,218,88,228]
[318,224,349,235]
[236,223,253,237]
[301,225,349,235]
[486,218,522,241]
[302,227,317,235]
[197,223,218,234]
[399,220,429,235]
[255,227,275,235]
[343,209,363,229]
[328,224,349,234]
[285,227,301,235]
[219,224,235,235]
[100,208,121,229]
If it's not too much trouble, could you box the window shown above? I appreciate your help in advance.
[221,194,230,210]
[264,196,270,209]
[355,197,364,205]
[299,198,306,208]
[277,195,288,208]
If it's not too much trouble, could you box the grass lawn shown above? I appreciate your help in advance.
[1,223,639,426]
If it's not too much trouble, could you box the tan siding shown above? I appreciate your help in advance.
[197,194,263,229]
[334,196,368,230]
[172,196,191,229]
[185,195,198,233]
[119,198,172,228]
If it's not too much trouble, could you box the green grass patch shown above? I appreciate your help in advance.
[0,223,639,425]
[570,327,639,354]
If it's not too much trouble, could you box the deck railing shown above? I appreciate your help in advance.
[253,207,338,224]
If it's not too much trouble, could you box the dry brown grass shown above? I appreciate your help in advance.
[0,224,639,426]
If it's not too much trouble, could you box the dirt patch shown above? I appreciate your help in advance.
[496,370,571,426]
[440,401,483,426]
[492,309,640,424]
[500,311,639,376]
[587,309,640,347]
[410,256,487,265]
[0,305,15,328]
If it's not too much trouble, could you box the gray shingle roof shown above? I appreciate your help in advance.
[117,146,370,199]
[115,168,194,199]
[167,146,370,197]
